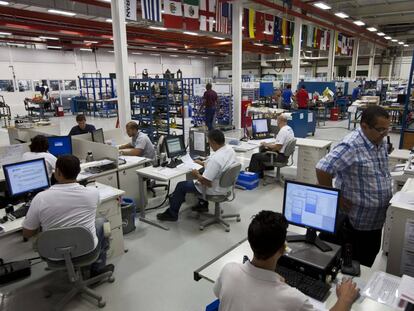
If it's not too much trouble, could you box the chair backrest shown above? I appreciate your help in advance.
[284,138,297,158]
[156,135,166,155]
[219,162,242,188]
[37,226,95,260]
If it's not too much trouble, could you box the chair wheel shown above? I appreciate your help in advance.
[236,217,241,222]
[108,276,115,283]
[98,301,106,308]
[225,227,230,232]
[199,226,204,230]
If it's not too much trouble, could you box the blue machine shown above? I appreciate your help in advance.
[297,81,336,95]
[259,82,274,97]
[288,111,316,138]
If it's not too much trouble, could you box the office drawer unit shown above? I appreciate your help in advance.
[95,171,118,188]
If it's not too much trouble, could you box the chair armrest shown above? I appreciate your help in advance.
[264,151,279,165]
[201,184,207,201]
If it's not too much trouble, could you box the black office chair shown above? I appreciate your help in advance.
[148,135,168,197]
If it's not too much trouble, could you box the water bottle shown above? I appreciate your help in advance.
[86,151,94,162]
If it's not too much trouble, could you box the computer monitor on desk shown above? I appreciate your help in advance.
[283,180,340,252]
[92,128,105,144]
[165,135,186,168]
[189,130,210,159]
[3,158,50,198]
[252,119,271,139]
[47,136,72,157]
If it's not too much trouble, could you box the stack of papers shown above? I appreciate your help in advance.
[179,154,203,170]
[398,275,414,304]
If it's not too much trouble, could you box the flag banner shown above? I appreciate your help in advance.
[264,14,274,41]
[289,20,294,46]
[125,0,137,21]
[243,8,249,37]
[141,0,162,22]
[281,18,287,45]
[273,16,281,44]
[326,30,330,49]
[215,0,232,34]
[301,24,307,48]
[164,0,183,28]
[183,0,200,30]
[199,0,215,31]
[248,9,255,39]
[307,24,313,47]
[255,11,265,40]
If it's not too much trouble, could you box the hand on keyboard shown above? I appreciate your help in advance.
[336,278,360,307]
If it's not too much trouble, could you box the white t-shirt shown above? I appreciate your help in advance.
[214,262,315,311]
[275,125,295,154]
[22,151,57,178]
[23,183,100,248]
[194,145,236,196]
[132,132,156,160]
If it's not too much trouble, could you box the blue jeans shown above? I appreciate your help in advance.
[167,180,206,218]
[205,107,216,131]
[91,217,109,273]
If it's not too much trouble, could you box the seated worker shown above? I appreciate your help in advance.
[156,129,236,221]
[69,114,96,136]
[118,121,156,160]
[296,85,309,109]
[22,135,57,178]
[22,155,114,277]
[214,210,359,311]
[247,114,294,178]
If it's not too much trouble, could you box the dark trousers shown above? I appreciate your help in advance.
[248,151,287,177]
[320,217,382,267]
[91,217,110,273]
[205,107,216,131]
[167,180,207,218]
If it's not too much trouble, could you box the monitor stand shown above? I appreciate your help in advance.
[286,229,332,252]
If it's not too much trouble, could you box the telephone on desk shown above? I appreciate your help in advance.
[0,202,31,224]
[166,158,183,168]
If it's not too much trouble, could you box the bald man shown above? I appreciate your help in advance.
[118,121,156,160]
[247,114,294,178]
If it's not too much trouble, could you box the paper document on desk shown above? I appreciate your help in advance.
[119,156,146,164]
[180,154,203,170]
[156,167,180,177]
[390,192,414,206]
[398,275,414,304]
[401,219,414,276]
[362,271,402,308]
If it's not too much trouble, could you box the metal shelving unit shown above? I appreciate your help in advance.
[399,50,414,149]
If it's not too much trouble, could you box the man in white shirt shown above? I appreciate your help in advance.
[214,211,359,311]
[22,135,57,178]
[157,129,236,221]
[22,155,114,277]
[248,114,294,178]
[119,121,156,160]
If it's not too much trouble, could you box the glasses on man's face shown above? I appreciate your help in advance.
[370,126,389,135]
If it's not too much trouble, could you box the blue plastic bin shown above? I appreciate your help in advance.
[206,299,220,311]
[236,171,259,190]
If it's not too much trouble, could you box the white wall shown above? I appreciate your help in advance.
[0,46,213,115]
[394,56,413,80]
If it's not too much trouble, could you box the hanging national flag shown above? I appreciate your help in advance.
[306,25,313,47]
[316,28,321,49]
[215,0,232,34]
[141,0,162,22]
[248,9,255,39]
[183,0,200,30]
[199,0,215,32]
[264,14,274,41]
[255,11,265,41]
[273,16,281,44]
[164,0,183,28]
[281,18,287,45]
[243,8,249,37]
[301,24,307,48]
[320,30,326,51]
[326,30,330,49]
[289,20,294,47]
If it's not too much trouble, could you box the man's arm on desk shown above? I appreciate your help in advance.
[119,148,143,156]
[192,169,212,187]
[329,279,360,311]
[261,143,282,152]
[22,197,41,239]
[119,142,133,149]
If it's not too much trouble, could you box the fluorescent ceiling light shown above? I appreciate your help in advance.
[384,36,391,40]
[367,27,377,32]
[270,45,278,49]
[404,44,409,47]
[220,53,228,55]
[183,31,198,36]
[213,36,225,40]
[149,26,167,31]
[84,40,98,44]
[166,47,178,50]
[106,18,112,23]
[7,43,25,47]
[353,20,365,26]
[80,48,92,51]
[398,41,404,45]
[144,46,157,49]
[335,12,349,18]
[305,50,312,53]
[108,50,114,53]
[132,52,142,55]
[101,0,111,2]
[285,47,291,50]
[0,32,11,36]
[39,36,59,40]
[187,49,197,52]
[188,55,196,58]
[170,55,179,57]
[313,2,331,10]
[377,32,385,36]
[47,46,62,49]
[253,43,264,46]
[48,9,76,17]
[392,39,398,42]
[202,56,209,59]
[0,1,9,5]
[150,53,160,56]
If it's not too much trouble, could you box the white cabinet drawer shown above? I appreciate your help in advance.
[107,226,125,259]
[95,172,118,188]
[98,200,121,219]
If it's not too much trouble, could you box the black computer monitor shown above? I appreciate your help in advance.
[165,135,186,159]
[3,158,50,198]
[189,130,210,158]
[252,119,269,135]
[92,128,105,144]
[282,180,340,252]
[47,136,72,157]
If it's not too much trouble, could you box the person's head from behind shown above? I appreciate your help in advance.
[30,135,49,153]
[277,114,288,129]
[76,114,87,130]
[360,105,390,145]
[286,84,291,90]
[206,83,212,91]
[126,121,139,137]
[358,84,362,88]
[207,129,225,151]
[301,85,306,90]
[248,211,288,265]
[55,155,81,183]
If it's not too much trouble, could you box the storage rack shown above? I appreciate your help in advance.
[399,50,414,148]
[130,78,185,142]
[191,95,233,129]
[182,78,201,98]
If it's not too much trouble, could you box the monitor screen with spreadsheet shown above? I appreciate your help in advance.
[47,136,72,157]
[165,135,186,159]
[3,158,50,197]
[252,119,269,134]
[283,180,340,234]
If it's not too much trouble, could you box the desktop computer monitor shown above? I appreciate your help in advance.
[165,135,186,159]
[189,130,210,158]
[282,180,340,252]
[252,119,269,136]
[47,136,72,157]
[3,158,50,197]
[92,128,105,144]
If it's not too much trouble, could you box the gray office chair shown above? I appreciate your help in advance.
[197,162,242,232]
[37,227,114,311]
[148,135,168,197]
[263,138,297,186]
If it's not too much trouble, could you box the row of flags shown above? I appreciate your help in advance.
[140,0,354,55]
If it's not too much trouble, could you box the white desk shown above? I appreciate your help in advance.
[0,183,126,259]
[194,239,395,311]
[389,149,411,169]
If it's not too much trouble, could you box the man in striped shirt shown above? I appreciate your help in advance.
[316,106,392,267]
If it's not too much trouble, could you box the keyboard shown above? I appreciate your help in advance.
[11,205,30,219]
[276,265,331,302]
[166,159,183,168]
[252,135,274,140]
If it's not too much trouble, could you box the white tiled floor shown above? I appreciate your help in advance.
[0,116,394,310]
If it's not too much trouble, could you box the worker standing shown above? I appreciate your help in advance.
[203,83,218,131]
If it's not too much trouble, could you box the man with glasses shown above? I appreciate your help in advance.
[316,105,392,267]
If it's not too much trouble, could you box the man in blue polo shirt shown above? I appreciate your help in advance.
[69,114,96,136]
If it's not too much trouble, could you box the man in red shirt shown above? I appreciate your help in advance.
[203,83,218,130]
[295,85,309,109]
